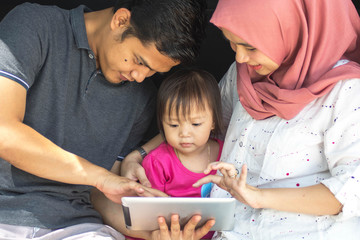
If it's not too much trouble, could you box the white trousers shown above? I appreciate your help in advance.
[0,223,125,240]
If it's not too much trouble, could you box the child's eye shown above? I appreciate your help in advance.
[169,124,178,128]
[192,123,202,127]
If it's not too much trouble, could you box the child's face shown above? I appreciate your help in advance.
[162,103,215,156]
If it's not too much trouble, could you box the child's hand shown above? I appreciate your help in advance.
[194,164,263,209]
[150,214,214,240]
[121,150,151,188]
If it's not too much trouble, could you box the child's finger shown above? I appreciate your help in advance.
[170,214,181,239]
[157,216,170,238]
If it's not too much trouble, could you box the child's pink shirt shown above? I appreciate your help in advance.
[142,138,223,197]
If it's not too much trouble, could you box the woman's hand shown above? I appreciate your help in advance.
[150,214,215,240]
[194,163,263,209]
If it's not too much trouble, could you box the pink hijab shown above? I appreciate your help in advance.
[211,0,360,120]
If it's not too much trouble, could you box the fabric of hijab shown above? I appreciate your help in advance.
[211,0,360,120]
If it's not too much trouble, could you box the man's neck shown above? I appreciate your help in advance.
[84,8,113,67]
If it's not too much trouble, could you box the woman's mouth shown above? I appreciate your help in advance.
[248,64,262,71]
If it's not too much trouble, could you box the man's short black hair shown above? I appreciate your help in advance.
[114,0,207,64]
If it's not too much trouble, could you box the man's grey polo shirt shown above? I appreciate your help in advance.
[0,3,156,229]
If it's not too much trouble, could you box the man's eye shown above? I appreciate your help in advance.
[247,48,256,51]
[136,58,143,65]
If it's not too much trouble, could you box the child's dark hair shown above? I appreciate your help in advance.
[157,68,223,139]
[113,0,207,64]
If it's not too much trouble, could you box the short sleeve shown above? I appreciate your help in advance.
[0,3,48,90]
[142,152,167,192]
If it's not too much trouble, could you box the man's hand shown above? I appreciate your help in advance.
[95,171,167,204]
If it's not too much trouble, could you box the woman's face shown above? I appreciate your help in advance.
[221,28,279,76]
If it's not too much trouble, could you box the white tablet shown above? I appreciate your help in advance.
[121,197,236,231]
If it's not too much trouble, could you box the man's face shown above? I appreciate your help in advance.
[92,8,180,84]
[98,35,179,84]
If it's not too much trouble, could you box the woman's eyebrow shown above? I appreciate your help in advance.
[221,33,254,48]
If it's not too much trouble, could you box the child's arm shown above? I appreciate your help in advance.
[121,134,163,187]
[194,163,342,215]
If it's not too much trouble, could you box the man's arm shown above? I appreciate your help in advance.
[91,161,158,239]
[0,76,158,203]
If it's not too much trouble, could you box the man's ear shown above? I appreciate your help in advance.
[111,8,131,30]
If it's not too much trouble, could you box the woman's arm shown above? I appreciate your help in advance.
[195,163,342,215]
[260,183,342,215]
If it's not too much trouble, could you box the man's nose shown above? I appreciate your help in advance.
[131,66,155,82]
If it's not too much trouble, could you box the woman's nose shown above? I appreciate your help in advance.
[235,46,250,63]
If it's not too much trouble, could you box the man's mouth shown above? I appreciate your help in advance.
[119,73,129,81]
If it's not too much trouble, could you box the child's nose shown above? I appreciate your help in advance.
[179,125,191,137]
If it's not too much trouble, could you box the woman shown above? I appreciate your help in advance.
[122,0,360,239]
[193,0,360,239]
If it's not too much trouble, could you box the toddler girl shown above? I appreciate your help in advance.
[143,68,223,199]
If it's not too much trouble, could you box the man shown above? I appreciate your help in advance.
[0,0,206,238]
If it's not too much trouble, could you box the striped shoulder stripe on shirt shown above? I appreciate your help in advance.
[0,70,29,90]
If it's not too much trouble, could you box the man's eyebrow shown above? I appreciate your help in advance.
[139,56,155,72]
[139,56,168,74]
